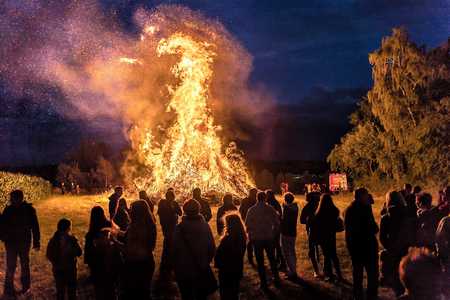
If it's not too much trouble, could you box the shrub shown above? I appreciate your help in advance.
[0,172,52,210]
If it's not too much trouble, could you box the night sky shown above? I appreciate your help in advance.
[0,0,449,166]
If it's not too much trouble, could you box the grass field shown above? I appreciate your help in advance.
[0,193,402,300]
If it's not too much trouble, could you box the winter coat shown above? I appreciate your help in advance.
[158,199,182,236]
[1,201,40,248]
[214,234,246,278]
[46,232,82,271]
[216,204,238,236]
[245,202,280,242]
[267,198,282,218]
[380,206,415,256]
[239,197,257,220]
[281,203,299,237]
[172,215,216,282]
[344,200,379,258]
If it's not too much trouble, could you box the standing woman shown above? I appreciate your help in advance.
[311,194,343,282]
[120,200,157,299]
[216,194,238,236]
[215,214,247,300]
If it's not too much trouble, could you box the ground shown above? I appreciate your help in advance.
[0,193,398,300]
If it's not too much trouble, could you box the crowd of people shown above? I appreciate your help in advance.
[0,184,449,300]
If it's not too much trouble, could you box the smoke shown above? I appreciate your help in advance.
[0,1,275,155]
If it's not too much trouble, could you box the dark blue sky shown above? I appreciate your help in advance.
[106,0,450,102]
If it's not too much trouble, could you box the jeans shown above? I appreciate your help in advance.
[4,243,31,295]
[253,240,280,286]
[53,267,77,300]
[281,235,297,276]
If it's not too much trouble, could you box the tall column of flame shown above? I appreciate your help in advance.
[135,32,254,197]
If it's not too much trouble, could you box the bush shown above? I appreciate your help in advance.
[0,172,52,210]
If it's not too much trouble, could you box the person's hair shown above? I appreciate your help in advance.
[417,192,432,209]
[306,191,320,203]
[265,190,276,202]
[284,192,295,204]
[166,189,175,202]
[249,188,258,200]
[354,187,369,202]
[315,193,339,218]
[139,190,149,200]
[413,186,422,194]
[10,189,24,203]
[114,186,123,193]
[89,206,109,233]
[399,248,441,298]
[126,200,156,258]
[223,213,247,245]
[385,191,406,208]
[193,187,201,199]
[257,191,266,202]
[404,183,412,192]
[222,194,233,206]
[57,218,71,232]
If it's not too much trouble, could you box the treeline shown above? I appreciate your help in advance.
[328,28,450,190]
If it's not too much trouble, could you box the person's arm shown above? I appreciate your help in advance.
[150,222,157,251]
[379,216,389,249]
[300,203,310,224]
[30,206,40,249]
[72,237,83,257]
[206,225,216,262]
[204,201,212,222]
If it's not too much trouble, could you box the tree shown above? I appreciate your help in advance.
[328,28,450,187]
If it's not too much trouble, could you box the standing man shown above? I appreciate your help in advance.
[108,186,123,220]
[239,188,258,265]
[192,188,212,222]
[1,190,40,296]
[344,188,379,300]
[245,191,281,290]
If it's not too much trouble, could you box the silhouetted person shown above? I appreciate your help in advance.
[300,191,321,276]
[139,190,155,213]
[119,200,157,300]
[46,218,82,300]
[398,248,442,300]
[215,213,247,300]
[436,215,450,297]
[216,194,238,236]
[2,190,40,296]
[113,198,130,231]
[245,191,280,290]
[192,188,212,222]
[108,186,123,220]
[173,199,216,300]
[413,186,422,196]
[379,191,415,297]
[266,189,286,270]
[416,192,448,250]
[400,184,417,220]
[344,188,379,300]
[158,189,182,276]
[280,192,299,280]
[239,188,257,265]
[311,193,342,282]
[84,206,116,299]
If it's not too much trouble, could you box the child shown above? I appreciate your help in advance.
[46,218,82,300]
[215,213,247,300]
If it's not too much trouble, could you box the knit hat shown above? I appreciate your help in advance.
[183,199,200,216]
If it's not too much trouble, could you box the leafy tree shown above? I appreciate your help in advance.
[328,28,449,187]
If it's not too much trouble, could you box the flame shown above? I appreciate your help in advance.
[132,32,254,197]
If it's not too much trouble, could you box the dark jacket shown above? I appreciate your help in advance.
[344,200,379,258]
[46,232,82,271]
[311,207,339,244]
[246,202,280,242]
[281,203,299,237]
[158,199,182,236]
[216,204,238,236]
[195,197,212,223]
[84,220,112,267]
[108,193,121,219]
[300,198,319,231]
[172,215,216,281]
[214,234,246,278]
[380,206,415,256]
[416,206,446,248]
[267,198,282,218]
[1,201,40,248]
[113,208,130,231]
[239,197,257,221]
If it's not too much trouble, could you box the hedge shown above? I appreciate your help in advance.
[0,172,52,210]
